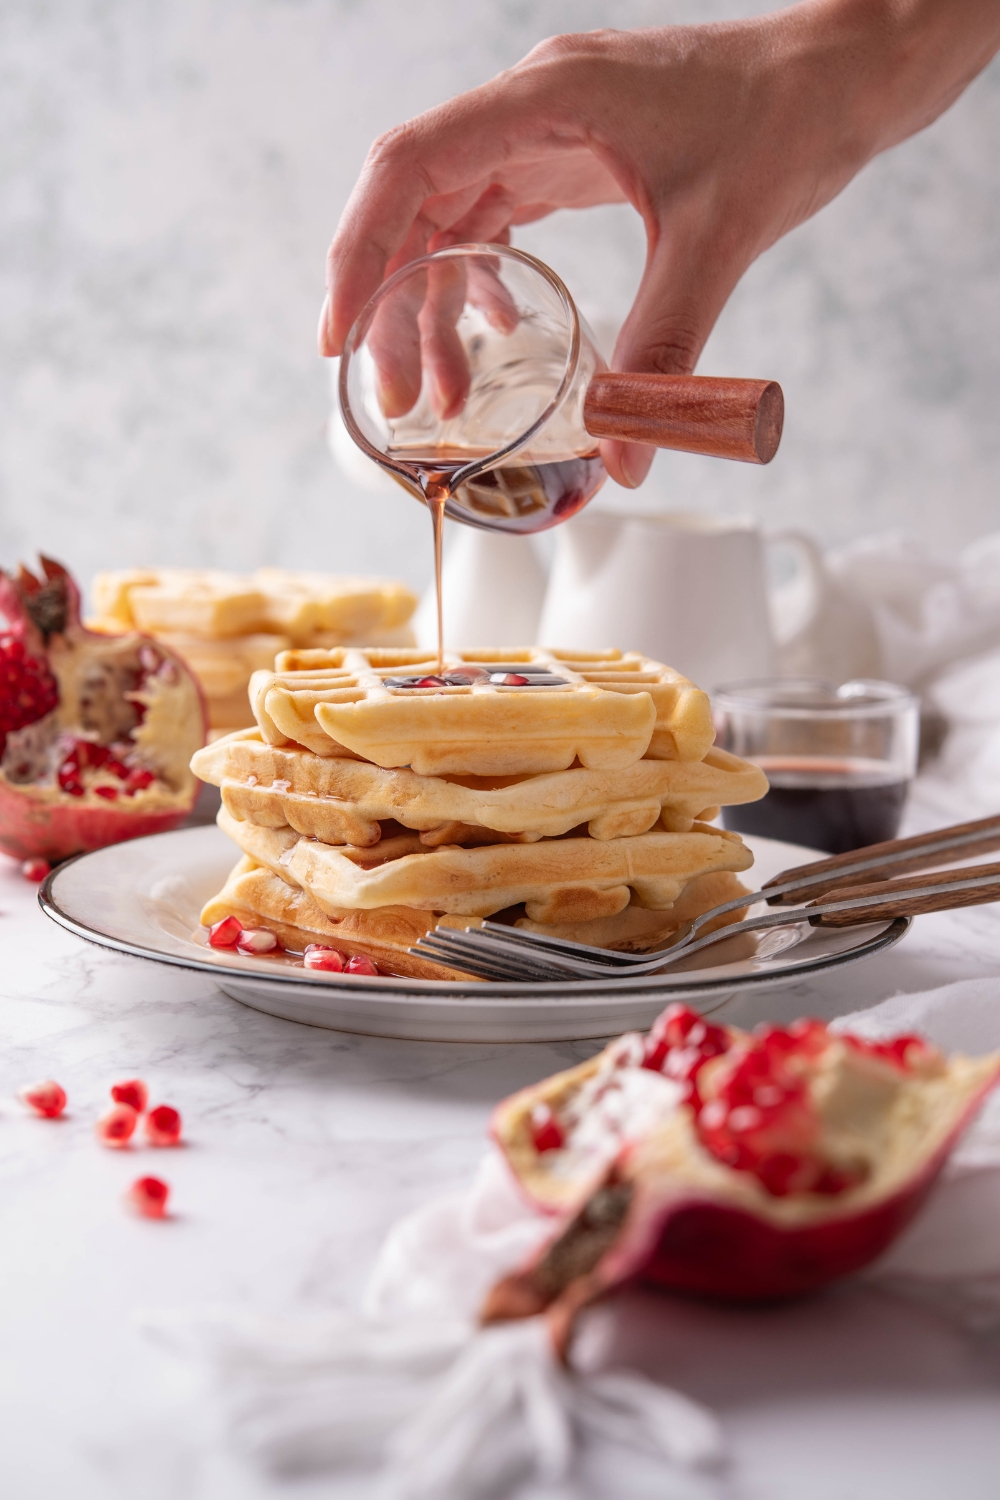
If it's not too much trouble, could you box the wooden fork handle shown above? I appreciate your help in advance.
[808,861,1000,927]
[583,374,784,464]
[765,814,1000,906]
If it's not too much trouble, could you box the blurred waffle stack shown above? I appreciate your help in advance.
[89,569,418,735]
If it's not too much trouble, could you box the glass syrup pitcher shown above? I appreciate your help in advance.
[338,243,784,537]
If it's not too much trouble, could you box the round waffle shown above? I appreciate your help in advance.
[193,730,767,844]
[216,806,752,924]
[249,647,713,776]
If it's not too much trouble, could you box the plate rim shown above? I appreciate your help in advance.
[38,826,913,1007]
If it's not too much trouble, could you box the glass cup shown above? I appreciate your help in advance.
[338,243,609,534]
[713,678,920,854]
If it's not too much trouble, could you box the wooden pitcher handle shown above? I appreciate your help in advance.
[808,862,1000,927]
[583,373,784,464]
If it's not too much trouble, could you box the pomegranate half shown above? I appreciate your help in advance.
[485,1006,1000,1330]
[0,557,206,861]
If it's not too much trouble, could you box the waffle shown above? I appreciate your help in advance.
[512,869,751,951]
[194,730,767,844]
[249,647,713,776]
[200,856,468,981]
[92,568,417,645]
[200,858,750,976]
[216,806,752,924]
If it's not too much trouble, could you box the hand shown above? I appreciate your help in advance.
[320,0,1000,486]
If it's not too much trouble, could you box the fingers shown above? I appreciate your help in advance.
[602,203,749,487]
[321,85,534,357]
[417,257,472,420]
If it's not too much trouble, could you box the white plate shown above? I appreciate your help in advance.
[39,825,910,1043]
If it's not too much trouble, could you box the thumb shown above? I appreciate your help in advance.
[601,220,742,488]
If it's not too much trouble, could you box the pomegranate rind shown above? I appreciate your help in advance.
[0,558,207,860]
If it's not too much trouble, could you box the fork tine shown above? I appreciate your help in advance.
[478,920,647,965]
[415,927,607,979]
[412,937,571,982]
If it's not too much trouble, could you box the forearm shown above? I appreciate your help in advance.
[792,0,1000,162]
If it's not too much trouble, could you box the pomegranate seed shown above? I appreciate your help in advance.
[111,1078,148,1113]
[491,672,530,686]
[344,953,378,975]
[303,944,346,972]
[18,1080,67,1117]
[415,675,447,688]
[125,1176,170,1218]
[93,785,119,801]
[124,767,155,795]
[106,757,130,780]
[530,1102,564,1152]
[57,762,84,795]
[95,1103,138,1148]
[144,1104,182,1146]
[207,914,243,948]
[235,926,280,955]
[77,740,110,769]
[21,857,51,882]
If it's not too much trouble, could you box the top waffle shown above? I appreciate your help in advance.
[91,568,417,646]
[249,647,714,776]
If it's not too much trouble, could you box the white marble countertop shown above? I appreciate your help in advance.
[3,814,1000,1499]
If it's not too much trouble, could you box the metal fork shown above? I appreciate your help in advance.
[410,815,1000,982]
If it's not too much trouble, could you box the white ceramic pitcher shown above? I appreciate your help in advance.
[537,510,780,688]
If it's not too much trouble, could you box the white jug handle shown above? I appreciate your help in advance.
[764,530,826,648]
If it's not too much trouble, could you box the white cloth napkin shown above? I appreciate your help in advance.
[144,977,1000,1498]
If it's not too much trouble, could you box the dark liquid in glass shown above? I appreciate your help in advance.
[391,448,607,534]
[721,757,909,854]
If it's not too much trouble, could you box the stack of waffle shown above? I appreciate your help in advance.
[90,569,417,734]
[193,648,769,980]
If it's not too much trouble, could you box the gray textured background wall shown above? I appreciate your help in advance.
[0,0,997,598]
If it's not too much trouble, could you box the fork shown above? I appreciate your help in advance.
[410,814,1000,982]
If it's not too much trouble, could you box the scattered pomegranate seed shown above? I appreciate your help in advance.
[17,1080,67,1117]
[303,944,346,972]
[491,672,530,686]
[21,857,51,882]
[530,1102,564,1152]
[344,953,378,975]
[414,675,447,688]
[125,1176,170,1219]
[144,1104,182,1146]
[208,914,243,948]
[111,1078,148,1113]
[95,1103,138,1148]
[236,926,281,955]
